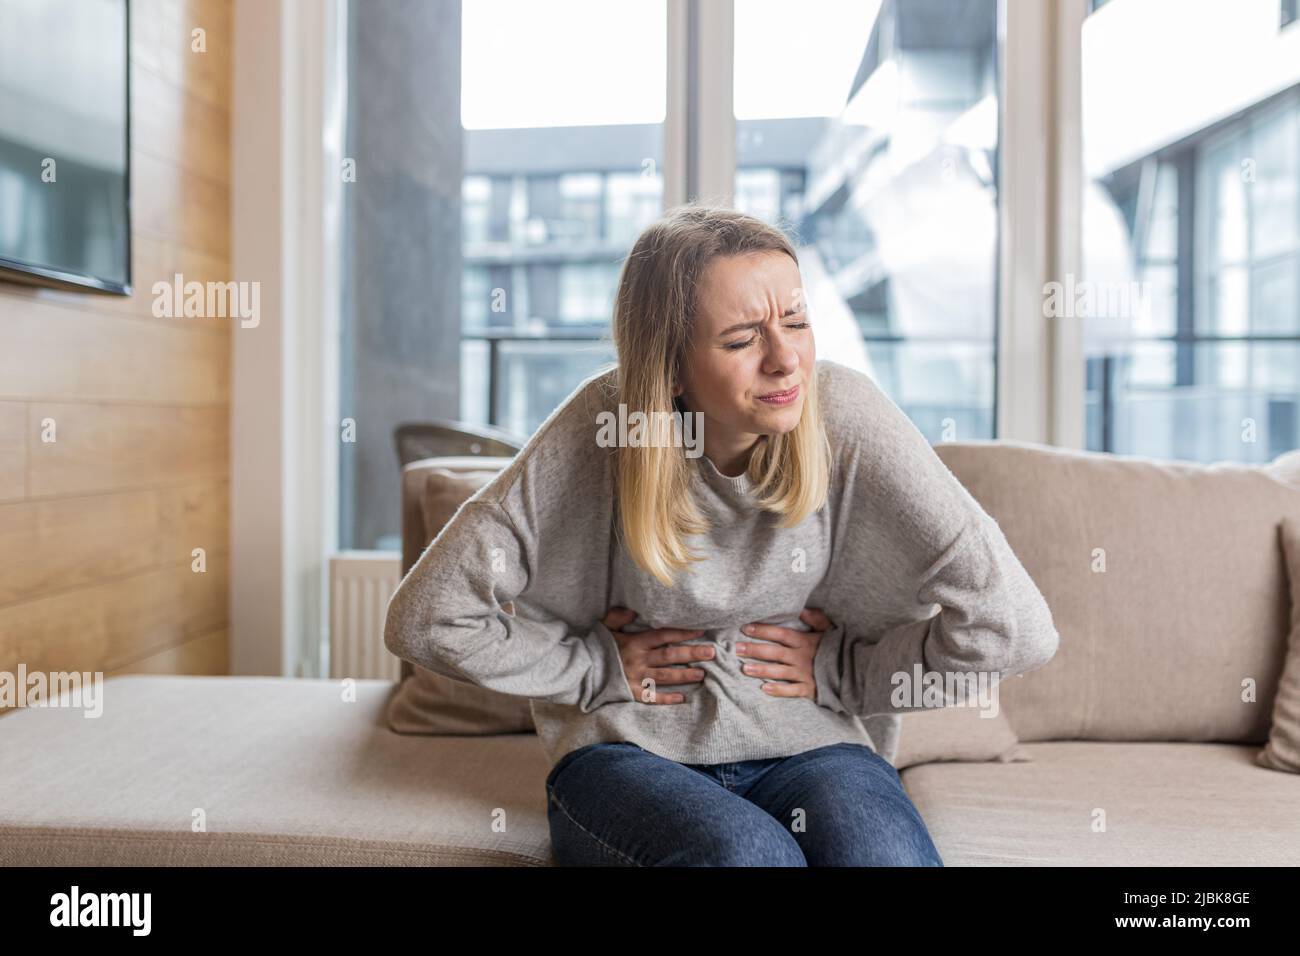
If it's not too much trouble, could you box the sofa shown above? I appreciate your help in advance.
[3,440,1298,866]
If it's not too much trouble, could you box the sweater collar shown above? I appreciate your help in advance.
[694,452,753,496]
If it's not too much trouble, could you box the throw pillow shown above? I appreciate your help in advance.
[386,468,535,735]
[1257,514,1300,773]
[894,703,1029,771]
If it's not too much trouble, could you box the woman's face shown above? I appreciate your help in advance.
[674,251,815,457]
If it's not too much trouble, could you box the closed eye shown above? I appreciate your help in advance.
[724,321,810,351]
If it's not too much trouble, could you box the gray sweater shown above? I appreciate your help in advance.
[383,359,1059,768]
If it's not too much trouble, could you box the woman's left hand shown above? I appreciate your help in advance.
[736,607,834,699]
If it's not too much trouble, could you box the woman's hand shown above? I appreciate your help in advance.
[602,607,715,704]
[737,607,833,699]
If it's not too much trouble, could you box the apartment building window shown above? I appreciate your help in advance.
[461,265,491,332]
[605,171,662,245]
[462,175,492,245]
[559,262,617,325]
[557,174,604,242]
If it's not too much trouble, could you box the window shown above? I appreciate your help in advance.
[338,0,665,550]
[605,170,662,245]
[1081,0,1300,462]
[734,0,1001,442]
[461,175,492,245]
[335,0,1022,552]
[559,262,618,325]
[458,0,666,440]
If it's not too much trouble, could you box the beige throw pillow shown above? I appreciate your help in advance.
[385,468,534,735]
[1257,515,1300,773]
[894,705,1028,771]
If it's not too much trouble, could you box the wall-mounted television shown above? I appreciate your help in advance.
[0,0,131,295]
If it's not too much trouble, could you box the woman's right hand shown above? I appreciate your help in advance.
[602,607,713,704]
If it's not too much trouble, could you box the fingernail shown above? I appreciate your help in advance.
[741,625,753,634]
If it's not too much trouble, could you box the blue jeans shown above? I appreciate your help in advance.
[544,740,944,867]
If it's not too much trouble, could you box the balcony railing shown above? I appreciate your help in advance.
[462,329,613,433]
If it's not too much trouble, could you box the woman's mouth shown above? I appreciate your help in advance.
[756,384,800,406]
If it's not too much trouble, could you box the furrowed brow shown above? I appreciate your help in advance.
[718,307,803,338]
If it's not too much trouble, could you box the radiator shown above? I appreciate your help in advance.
[328,550,403,680]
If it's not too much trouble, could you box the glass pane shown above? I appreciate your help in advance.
[864,339,996,442]
[1144,162,1179,260]
[461,0,665,432]
[460,338,490,426]
[1105,342,1300,463]
[1208,138,1249,266]
[1252,254,1299,335]
[605,171,661,245]
[733,0,1000,438]
[558,262,620,324]
[338,0,666,550]
[1136,262,1177,337]
[1251,103,1299,260]
[495,339,618,438]
[1081,0,1300,460]
[461,266,491,333]
[1208,264,1248,336]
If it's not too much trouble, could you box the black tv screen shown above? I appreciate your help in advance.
[0,0,131,294]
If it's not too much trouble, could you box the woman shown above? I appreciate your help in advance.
[384,205,1059,867]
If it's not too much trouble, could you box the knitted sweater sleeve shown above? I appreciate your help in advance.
[382,490,636,713]
[811,365,1060,718]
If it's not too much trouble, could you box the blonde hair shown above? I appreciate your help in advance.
[610,203,831,587]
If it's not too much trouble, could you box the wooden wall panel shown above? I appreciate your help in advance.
[133,61,231,186]
[0,235,233,331]
[0,479,228,607]
[0,556,229,674]
[0,404,25,501]
[131,149,231,260]
[26,403,229,497]
[130,0,233,110]
[0,0,233,693]
[0,297,230,404]
[108,627,229,677]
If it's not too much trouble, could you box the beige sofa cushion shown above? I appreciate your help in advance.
[933,441,1300,744]
[0,676,553,866]
[386,468,534,735]
[1258,515,1300,772]
[901,740,1300,865]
